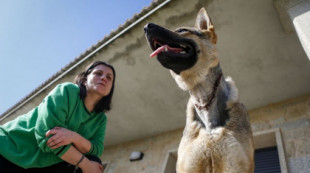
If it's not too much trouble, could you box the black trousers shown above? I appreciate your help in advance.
[0,155,102,173]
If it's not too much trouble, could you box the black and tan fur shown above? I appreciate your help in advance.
[144,8,254,173]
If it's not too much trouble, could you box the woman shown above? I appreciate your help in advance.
[0,61,116,173]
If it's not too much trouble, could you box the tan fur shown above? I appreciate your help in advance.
[170,8,255,173]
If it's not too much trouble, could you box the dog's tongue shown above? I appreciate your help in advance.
[150,45,183,58]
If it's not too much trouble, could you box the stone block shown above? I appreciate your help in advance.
[288,156,310,173]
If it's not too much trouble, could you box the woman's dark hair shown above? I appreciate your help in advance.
[74,61,116,113]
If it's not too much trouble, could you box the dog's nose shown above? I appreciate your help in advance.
[144,23,156,33]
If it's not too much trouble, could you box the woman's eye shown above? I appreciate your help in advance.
[95,72,102,76]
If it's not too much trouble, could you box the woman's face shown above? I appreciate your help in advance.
[84,64,114,98]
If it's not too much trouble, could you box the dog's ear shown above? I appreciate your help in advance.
[195,8,217,44]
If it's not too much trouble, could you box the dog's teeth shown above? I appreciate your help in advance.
[165,47,168,51]
[181,51,186,54]
[180,44,186,48]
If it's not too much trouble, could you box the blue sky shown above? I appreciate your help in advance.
[0,0,152,115]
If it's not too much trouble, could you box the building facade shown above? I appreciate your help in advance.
[1,0,310,172]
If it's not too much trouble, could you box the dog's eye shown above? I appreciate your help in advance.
[175,28,188,33]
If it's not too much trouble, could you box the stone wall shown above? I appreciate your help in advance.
[102,129,182,173]
[250,94,310,173]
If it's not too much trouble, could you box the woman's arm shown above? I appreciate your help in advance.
[46,127,92,154]
[61,145,103,173]
[34,83,76,156]
[46,115,107,157]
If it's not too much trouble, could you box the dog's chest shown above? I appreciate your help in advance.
[178,127,244,172]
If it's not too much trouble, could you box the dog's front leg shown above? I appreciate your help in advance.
[178,98,202,157]
[177,98,205,173]
[184,98,202,137]
[186,98,196,123]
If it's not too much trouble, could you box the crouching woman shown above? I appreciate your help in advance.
[0,61,116,173]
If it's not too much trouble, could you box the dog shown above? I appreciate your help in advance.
[144,8,254,173]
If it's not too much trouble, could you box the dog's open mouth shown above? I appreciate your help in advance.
[144,23,198,74]
[150,39,192,58]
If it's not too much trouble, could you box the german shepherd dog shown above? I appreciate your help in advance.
[144,8,254,173]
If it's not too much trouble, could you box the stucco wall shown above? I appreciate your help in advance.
[101,95,310,173]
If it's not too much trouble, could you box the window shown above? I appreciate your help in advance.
[253,128,288,173]
[161,149,177,173]
[254,146,281,173]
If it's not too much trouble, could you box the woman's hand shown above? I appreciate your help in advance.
[80,159,103,173]
[46,127,77,149]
